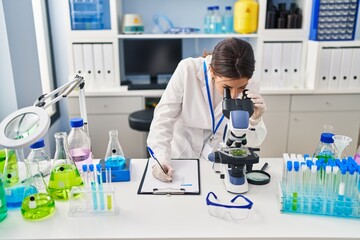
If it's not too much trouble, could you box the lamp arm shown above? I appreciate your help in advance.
[33,75,89,135]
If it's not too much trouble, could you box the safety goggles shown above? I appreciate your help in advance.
[206,191,253,220]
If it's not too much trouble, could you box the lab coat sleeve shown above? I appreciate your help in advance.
[146,60,186,164]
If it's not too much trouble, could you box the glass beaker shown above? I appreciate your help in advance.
[21,156,55,220]
[104,130,126,170]
[48,132,84,200]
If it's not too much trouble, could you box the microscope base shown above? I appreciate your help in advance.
[223,166,248,194]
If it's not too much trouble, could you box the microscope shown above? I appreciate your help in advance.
[212,88,260,194]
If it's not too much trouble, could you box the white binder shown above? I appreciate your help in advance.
[93,44,105,88]
[350,48,360,88]
[317,48,332,89]
[281,43,292,88]
[73,43,84,76]
[328,48,342,89]
[290,42,302,88]
[261,43,273,88]
[339,48,353,89]
[83,44,95,89]
[271,43,282,88]
[103,43,114,87]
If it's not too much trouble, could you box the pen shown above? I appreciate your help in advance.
[147,146,171,181]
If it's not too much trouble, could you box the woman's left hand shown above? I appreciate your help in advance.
[246,92,267,125]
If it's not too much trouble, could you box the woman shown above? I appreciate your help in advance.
[147,38,267,182]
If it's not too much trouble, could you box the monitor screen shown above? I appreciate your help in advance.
[123,39,182,85]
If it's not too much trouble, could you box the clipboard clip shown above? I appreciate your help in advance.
[153,188,186,195]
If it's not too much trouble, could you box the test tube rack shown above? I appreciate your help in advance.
[278,154,360,219]
[68,186,118,217]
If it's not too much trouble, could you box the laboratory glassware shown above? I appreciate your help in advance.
[27,138,51,177]
[21,153,55,220]
[204,6,213,34]
[354,145,360,164]
[332,135,352,159]
[222,6,233,33]
[0,149,6,174]
[68,118,92,170]
[48,132,84,200]
[0,172,7,222]
[313,133,337,163]
[104,130,126,170]
[210,6,222,34]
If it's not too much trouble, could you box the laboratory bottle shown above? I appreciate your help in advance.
[354,145,360,165]
[27,138,51,177]
[68,118,93,170]
[21,154,55,220]
[210,6,222,34]
[204,6,213,34]
[48,132,84,200]
[313,133,337,163]
[234,0,259,34]
[0,172,7,222]
[222,6,233,33]
[105,130,126,170]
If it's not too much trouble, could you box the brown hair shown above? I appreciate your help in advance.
[209,38,255,79]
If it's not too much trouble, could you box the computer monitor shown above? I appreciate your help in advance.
[123,39,183,86]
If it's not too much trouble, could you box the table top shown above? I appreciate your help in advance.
[0,158,359,240]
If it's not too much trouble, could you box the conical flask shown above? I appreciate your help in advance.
[48,132,83,200]
[21,155,55,220]
[104,130,125,170]
[3,149,27,208]
[0,172,7,222]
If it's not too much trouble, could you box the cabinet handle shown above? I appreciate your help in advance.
[325,101,331,105]
[104,104,108,108]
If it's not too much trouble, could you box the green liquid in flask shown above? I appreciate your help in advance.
[21,193,55,220]
[48,163,83,200]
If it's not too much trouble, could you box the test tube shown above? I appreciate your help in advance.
[105,162,113,211]
[96,164,105,210]
[81,164,88,187]
[89,164,98,211]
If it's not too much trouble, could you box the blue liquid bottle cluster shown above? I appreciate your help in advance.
[204,5,233,34]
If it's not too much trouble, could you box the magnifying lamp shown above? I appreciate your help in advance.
[0,75,88,149]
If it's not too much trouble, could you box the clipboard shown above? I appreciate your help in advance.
[137,158,200,195]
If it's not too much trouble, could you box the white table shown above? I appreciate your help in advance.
[0,158,359,240]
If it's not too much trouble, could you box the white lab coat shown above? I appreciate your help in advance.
[147,55,267,163]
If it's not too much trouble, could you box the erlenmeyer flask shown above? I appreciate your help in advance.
[48,132,83,200]
[0,172,7,222]
[21,155,55,220]
[3,149,26,208]
[104,130,125,170]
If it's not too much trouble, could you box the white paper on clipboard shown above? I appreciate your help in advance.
[138,158,200,195]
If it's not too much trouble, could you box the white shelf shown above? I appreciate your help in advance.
[117,33,258,39]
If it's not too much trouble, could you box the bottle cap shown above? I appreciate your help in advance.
[70,118,84,128]
[82,164,88,172]
[29,138,45,149]
[320,133,334,143]
[89,164,94,172]
[225,6,232,10]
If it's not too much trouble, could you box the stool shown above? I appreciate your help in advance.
[128,108,154,132]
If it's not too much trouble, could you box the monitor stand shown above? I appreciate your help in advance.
[150,75,158,85]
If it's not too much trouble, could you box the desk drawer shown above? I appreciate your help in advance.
[291,94,360,112]
[67,96,143,114]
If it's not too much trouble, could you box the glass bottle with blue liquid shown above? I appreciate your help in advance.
[222,6,234,33]
[104,130,125,171]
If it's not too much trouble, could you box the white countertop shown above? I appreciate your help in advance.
[1,158,359,240]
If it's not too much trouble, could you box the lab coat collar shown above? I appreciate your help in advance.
[197,55,213,106]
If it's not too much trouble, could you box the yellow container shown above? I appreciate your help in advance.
[234,0,259,34]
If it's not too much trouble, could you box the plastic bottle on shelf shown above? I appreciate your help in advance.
[222,6,234,33]
[354,145,360,165]
[68,118,93,170]
[204,6,213,34]
[234,0,259,34]
[313,133,337,163]
[210,6,222,34]
[48,132,84,200]
[27,138,51,177]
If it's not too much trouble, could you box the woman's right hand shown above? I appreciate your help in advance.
[152,161,174,182]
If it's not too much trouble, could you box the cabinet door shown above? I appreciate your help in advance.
[288,112,360,156]
[260,95,290,157]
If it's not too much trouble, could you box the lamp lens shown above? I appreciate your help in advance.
[4,113,40,140]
